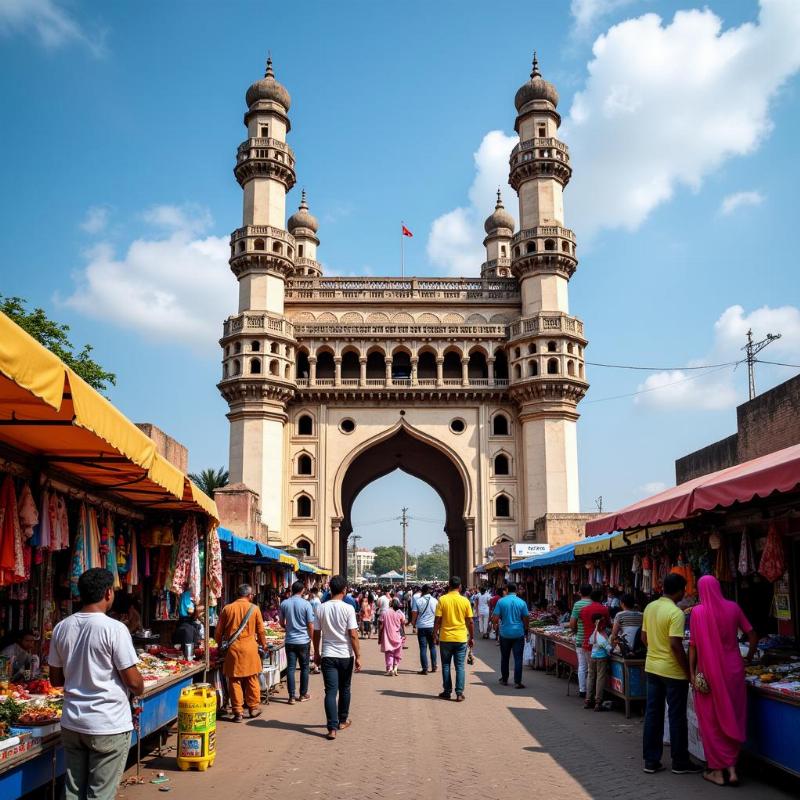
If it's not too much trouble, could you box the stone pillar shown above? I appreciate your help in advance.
[385,356,393,387]
[487,357,495,387]
[461,357,470,387]
[309,357,317,386]
[334,356,342,387]
[436,357,444,388]
[410,357,418,386]
[359,357,367,387]
[465,518,476,579]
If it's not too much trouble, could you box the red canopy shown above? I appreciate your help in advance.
[586,443,800,537]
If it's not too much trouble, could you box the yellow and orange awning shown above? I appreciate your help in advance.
[0,312,218,520]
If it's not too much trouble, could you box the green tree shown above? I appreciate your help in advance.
[1,295,116,392]
[371,545,405,576]
[189,467,229,496]
[416,543,450,580]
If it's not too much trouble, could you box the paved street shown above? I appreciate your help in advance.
[121,636,797,800]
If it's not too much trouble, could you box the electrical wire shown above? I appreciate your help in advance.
[586,359,741,371]
[582,363,733,404]
[755,359,800,369]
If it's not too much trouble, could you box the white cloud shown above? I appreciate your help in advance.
[0,0,105,56]
[570,0,638,33]
[640,480,667,495]
[564,0,800,239]
[719,190,764,216]
[426,130,517,275]
[63,205,235,353]
[635,304,800,410]
[79,205,110,234]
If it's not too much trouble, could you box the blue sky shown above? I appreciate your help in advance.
[1,0,798,554]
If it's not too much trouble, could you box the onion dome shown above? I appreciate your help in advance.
[484,189,514,234]
[246,56,291,111]
[514,52,559,111]
[287,190,319,234]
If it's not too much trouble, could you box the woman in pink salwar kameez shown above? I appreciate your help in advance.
[380,600,406,676]
[689,575,759,787]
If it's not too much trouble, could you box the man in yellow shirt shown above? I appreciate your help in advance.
[641,573,701,776]
[433,576,474,701]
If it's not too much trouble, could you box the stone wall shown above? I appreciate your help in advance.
[135,423,188,473]
[675,374,800,484]
[527,512,602,548]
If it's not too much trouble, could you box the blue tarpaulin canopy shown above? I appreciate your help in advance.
[217,527,299,569]
[509,532,620,570]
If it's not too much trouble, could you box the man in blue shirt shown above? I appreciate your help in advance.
[491,582,530,689]
[280,581,315,704]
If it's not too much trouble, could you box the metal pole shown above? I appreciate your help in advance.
[400,222,405,279]
[401,507,408,581]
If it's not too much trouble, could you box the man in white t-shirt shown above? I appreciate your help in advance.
[411,584,438,674]
[313,575,361,740]
[477,587,492,638]
[49,568,144,800]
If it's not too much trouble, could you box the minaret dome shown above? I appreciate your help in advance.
[288,190,319,234]
[484,189,515,234]
[514,52,559,112]
[246,56,291,111]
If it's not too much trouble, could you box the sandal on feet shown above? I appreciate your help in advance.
[703,771,725,787]
[339,720,352,731]
[455,694,465,702]
[594,703,602,712]
[326,730,337,740]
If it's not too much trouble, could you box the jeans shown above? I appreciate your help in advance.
[576,647,589,693]
[321,656,354,731]
[586,656,608,704]
[643,672,690,767]
[417,628,437,671]
[499,635,525,684]
[285,641,311,699]
[439,641,468,696]
[62,728,131,800]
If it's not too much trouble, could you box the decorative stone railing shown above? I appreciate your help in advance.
[286,277,520,301]
[236,137,295,166]
[512,137,569,156]
[293,378,511,390]
[223,313,295,338]
[292,323,508,338]
[507,313,585,339]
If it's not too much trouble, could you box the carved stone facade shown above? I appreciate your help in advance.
[218,55,589,577]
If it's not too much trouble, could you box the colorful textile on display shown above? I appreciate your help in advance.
[171,515,201,602]
[208,524,223,605]
[758,520,786,582]
[0,474,26,585]
[738,531,755,576]
[70,503,89,597]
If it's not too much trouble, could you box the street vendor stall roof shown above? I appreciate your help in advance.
[476,559,507,573]
[586,442,800,537]
[217,526,300,570]
[509,532,620,570]
[297,561,330,576]
[0,312,218,520]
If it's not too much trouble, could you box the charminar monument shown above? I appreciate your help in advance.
[217,54,593,577]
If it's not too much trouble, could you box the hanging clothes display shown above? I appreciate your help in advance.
[70,503,90,597]
[0,474,26,585]
[208,525,223,606]
[738,530,755,576]
[759,520,787,582]
[171,515,201,601]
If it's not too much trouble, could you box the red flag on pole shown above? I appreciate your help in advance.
[401,224,413,238]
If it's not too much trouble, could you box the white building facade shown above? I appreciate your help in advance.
[218,55,591,577]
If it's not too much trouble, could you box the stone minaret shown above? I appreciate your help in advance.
[218,57,298,535]
[481,189,514,279]
[508,53,589,529]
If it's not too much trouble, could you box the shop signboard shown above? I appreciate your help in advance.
[513,544,551,557]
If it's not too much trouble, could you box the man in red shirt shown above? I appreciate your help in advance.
[579,589,611,707]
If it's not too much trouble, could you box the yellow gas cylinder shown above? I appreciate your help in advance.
[176,683,217,771]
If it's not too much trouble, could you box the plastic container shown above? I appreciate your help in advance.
[176,683,216,771]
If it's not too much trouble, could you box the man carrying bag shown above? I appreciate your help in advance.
[216,584,268,721]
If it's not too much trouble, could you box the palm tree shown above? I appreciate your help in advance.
[189,467,229,496]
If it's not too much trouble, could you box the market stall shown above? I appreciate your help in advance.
[586,443,800,776]
[0,313,221,795]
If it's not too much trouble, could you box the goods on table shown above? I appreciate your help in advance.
[0,684,30,701]
[264,622,285,647]
[23,679,62,697]
[16,706,61,726]
[745,656,800,697]
[136,652,196,686]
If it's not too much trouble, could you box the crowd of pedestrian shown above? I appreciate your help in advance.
[46,566,762,796]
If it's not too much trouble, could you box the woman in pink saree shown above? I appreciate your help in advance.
[380,599,406,676]
[689,575,759,787]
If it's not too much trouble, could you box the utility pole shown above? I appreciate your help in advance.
[350,534,362,583]
[401,507,409,581]
[742,328,781,400]
[595,496,603,513]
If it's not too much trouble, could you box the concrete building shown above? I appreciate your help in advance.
[347,547,377,580]
[218,54,591,576]
[676,373,800,483]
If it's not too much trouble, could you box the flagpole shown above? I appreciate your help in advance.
[400,220,405,279]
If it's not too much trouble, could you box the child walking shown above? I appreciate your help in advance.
[380,599,406,675]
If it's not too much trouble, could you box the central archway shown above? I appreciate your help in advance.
[335,423,472,579]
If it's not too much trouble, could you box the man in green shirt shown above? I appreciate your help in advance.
[568,584,592,698]
[641,573,702,776]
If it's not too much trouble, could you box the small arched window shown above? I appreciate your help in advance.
[544,239,555,251]
[234,342,242,354]
[514,246,520,258]
[296,538,311,556]
[547,358,559,375]
[297,495,312,518]
[526,241,536,254]
[272,241,283,254]
[222,363,229,378]
[298,244,305,257]
[579,363,584,378]
[561,240,570,252]
[237,240,245,253]
[250,357,261,374]
[284,364,291,379]
[270,342,280,354]
[492,414,509,436]
[547,341,557,352]
[529,360,539,377]
[513,364,521,379]
[528,343,536,354]
[232,359,241,375]
[494,454,510,476]
[514,347,521,359]
[567,360,575,376]
[566,343,574,354]
[495,494,511,518]
[298,414,313,436]
[297,454,312,475]
[253,238,265,251]
[269,359,280,376]
[500,245,507,256]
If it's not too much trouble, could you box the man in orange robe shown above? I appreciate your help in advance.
[216,583,267,721]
